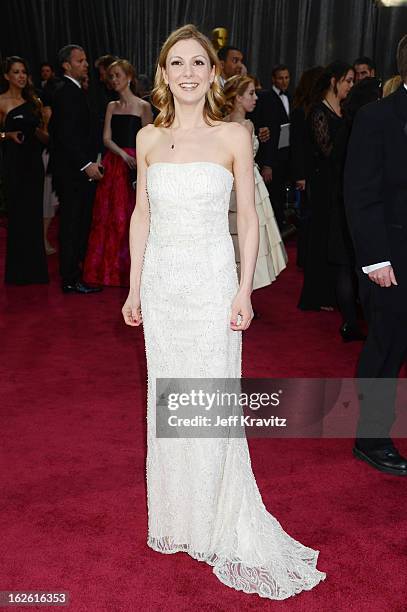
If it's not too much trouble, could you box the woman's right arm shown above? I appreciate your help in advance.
[122,126,152,326]
[311,107,333,158]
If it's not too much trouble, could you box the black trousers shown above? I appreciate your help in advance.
[55,173,96,284]
[268,149,290,230]
[356,270,407,451]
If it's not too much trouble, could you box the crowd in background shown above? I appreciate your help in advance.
[0,37,402,340]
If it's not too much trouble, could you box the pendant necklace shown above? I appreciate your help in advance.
[324,98,340,116]
[170,127,175,150]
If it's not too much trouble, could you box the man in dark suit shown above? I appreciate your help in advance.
[344,35,407,476]
[250,64,291,230]
[49,44,103,293]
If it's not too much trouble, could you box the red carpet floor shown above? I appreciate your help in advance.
[1,227,406,612]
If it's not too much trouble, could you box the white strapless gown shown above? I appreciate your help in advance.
[140,162,326,600]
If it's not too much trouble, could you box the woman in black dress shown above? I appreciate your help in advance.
[0,56,49,284]
[298,62,365,340]
[290,66,324,268]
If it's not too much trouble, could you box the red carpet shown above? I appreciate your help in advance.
[1,227,406,612]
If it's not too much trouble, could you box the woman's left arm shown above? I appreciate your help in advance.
[229,123,259,331]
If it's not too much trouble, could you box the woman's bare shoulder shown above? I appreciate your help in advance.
[136,123,162,148]
[219,120,249,136]
[137,97,152,110]
[218,120,251,146]
[0,93,10,108]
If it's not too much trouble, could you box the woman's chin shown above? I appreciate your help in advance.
[174,93,205,106]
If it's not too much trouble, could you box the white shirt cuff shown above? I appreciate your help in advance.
[362,261,391,274]
[81,162,92,172]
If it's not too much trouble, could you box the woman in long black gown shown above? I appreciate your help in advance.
[0,56,48,284]
[290,66,324,268]
[298,62,364,341]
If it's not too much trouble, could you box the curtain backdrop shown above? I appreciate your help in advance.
[1,0,406,89]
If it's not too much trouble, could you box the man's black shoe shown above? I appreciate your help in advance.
[340,323,366,342]
[353,446,407,476]
[62,281,103,294]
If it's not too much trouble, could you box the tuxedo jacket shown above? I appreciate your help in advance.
[249,88,291,167]
[48,76,96,180]
[344,85,407,309]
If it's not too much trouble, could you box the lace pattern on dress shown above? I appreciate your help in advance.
[142,162,326,600]
[311,106,334,157]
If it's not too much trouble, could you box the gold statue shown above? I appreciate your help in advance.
[211,27,228,51]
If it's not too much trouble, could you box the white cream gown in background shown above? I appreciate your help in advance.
[229,127,288,290]
[140,161,325,600]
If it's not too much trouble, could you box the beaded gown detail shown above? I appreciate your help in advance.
[140,162,326,600]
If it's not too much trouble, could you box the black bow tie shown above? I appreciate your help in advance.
[279,90,285,96]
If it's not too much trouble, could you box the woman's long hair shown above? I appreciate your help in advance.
[292,66,324,114]
[0,56,42,116]
[222,74,256,116]
[107,59,138,96]
[307,61,353,116]
[152,24,225,127]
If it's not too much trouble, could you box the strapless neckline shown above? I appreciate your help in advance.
[147,161,234,180]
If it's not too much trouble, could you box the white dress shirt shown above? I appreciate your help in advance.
[272,85,290,116]
[64,75,81,88]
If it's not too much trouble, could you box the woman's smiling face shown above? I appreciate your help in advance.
[163,38,215,105]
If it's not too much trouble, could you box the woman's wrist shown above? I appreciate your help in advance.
[238,285,252,297]
[129,283,140,294]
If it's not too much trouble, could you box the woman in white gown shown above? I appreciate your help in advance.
[224,74,287,290]
[122,24,326,600]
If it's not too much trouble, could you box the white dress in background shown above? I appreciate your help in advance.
[140,161,325,600]
[42,149,59,218]
[229,125,287,290]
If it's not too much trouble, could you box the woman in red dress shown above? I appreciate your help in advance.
[83,59,153,286]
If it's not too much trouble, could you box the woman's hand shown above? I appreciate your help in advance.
[122,290,142,326]
[122,151,137,169]
[230,290,253,331]
[7,131,24,144]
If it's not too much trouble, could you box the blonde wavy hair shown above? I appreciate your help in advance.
[152,24,225,127]
[222,74,256,116]
[382,74,402,97]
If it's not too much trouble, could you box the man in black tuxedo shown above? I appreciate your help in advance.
[49,45,103,293]
[250,65,291,230]
[344,35,407,476]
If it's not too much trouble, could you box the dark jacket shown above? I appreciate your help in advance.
[344,85,407,309]
[48,76,96,179]
[249,88,291,167]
